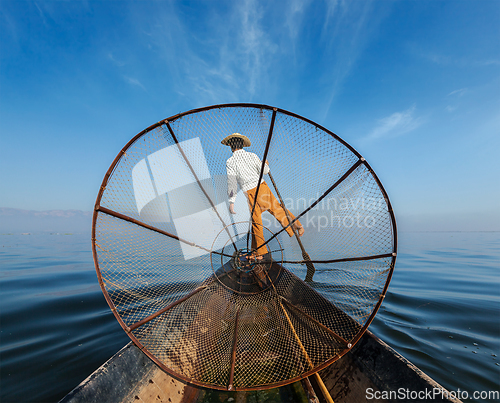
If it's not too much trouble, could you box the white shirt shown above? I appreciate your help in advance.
[226,149,269,204]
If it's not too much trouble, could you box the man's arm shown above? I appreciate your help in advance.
[252,153,270,175]
[226,160,238,213]
[263,159,270,174]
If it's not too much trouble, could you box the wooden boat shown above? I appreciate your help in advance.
[83,104,455,402]
[60,330,461,403]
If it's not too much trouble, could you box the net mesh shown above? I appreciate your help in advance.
[92,104,396,390]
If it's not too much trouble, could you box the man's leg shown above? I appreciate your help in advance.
[251,206,269,256]
[263,185,304,237]
[246,187,269,256]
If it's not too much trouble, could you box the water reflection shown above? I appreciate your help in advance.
[0,231,498,402]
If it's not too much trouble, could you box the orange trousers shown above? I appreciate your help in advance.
[245,182,301,256]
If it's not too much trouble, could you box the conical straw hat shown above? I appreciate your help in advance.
[221,133,251,147]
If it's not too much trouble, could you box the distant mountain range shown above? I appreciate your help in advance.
[0,208,92,233]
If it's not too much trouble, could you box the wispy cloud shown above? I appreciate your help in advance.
[136,0,279,104]
[0,7,19,45]
[473,59,500,67]
[445,88,468,112]
[285,0,312,43]
[128,0,390,110]
[107,52,126,67]
[411,45,500,68]
[416,50,452,65]
[319,0,390,121]
[322,0,341,35]
[235,0,277,97]
[364,105,424,141]
[447,88,467,97]
[34,2,48,27]
[123,76,146,91]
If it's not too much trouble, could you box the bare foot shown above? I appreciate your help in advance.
[248,254,264,262]
[295,225,305,237]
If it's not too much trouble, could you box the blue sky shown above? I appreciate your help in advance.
[1,0,499,231]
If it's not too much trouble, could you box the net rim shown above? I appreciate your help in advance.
[91,103,398,391]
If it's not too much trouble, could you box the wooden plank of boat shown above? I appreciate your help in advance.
[59,341,201,403]
[60,329,462,403]
[317,330,462,403]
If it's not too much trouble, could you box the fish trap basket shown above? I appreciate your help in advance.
[92,104,397,391]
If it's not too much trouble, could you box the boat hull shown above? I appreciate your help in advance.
[60,330,461,403]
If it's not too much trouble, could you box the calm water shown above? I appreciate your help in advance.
[0,231,498,402]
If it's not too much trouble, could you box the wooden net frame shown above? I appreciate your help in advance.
[92,103,397,391]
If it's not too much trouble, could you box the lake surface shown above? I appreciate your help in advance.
[0,231,498,402]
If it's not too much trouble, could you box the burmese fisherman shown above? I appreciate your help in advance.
[222,133,304,258]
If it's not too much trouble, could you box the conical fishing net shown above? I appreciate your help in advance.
[92,104,397,390]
